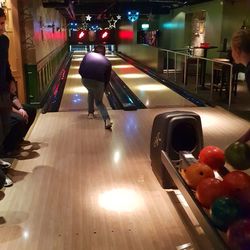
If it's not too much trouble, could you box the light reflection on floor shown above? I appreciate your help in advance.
[61,51,195,111]
[112,65,134,69]
[110,55,195,108]
[120,73,149,79]
[135,84,168,91]
[98,188,142,212]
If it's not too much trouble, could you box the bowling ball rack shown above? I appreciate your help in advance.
[161,150,229,250]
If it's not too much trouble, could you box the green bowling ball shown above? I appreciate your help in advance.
[225,141,250,170]
[210,196,242,231]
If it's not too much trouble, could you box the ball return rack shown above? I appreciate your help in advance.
[161,150,230,250]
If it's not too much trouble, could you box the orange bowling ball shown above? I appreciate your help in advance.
[180,162,215,190]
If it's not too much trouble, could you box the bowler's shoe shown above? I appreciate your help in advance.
[88,113,95,119]
[0,159,11,169]
[4,175,13,187]
[105,119,113,130]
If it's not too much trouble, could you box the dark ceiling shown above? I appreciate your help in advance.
[42,0,211,21]
[74,0,184,15]
[73,0,211,18]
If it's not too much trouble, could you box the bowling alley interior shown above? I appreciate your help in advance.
[1,0,250,249]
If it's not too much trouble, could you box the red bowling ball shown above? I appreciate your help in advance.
[223,171,250,197]
[199,146,225,170]
[196,177,229,209]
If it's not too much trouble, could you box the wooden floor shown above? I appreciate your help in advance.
[1,51,250,250]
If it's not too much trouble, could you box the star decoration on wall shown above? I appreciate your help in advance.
[116,15,121,20]
[86,15,92,21]
[108,17,118,29]
[81,21,88,30]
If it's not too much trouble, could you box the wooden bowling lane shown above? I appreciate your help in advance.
[1,104,249,250]
[59,51,110,112]
[0,109,197,250]
[107,54,195,109]
[61,51,195,113]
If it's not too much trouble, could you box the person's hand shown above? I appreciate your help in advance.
[18,108,29,123]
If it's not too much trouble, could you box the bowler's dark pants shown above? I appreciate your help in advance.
[0,92,11,154]
[82,78,110,121]
[3,104,36,152]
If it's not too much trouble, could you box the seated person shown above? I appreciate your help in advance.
[3,80,37,153]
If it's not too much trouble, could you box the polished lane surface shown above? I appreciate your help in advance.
[1,106,249,250]
[60,51,195,112]
[109,54,195,109]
